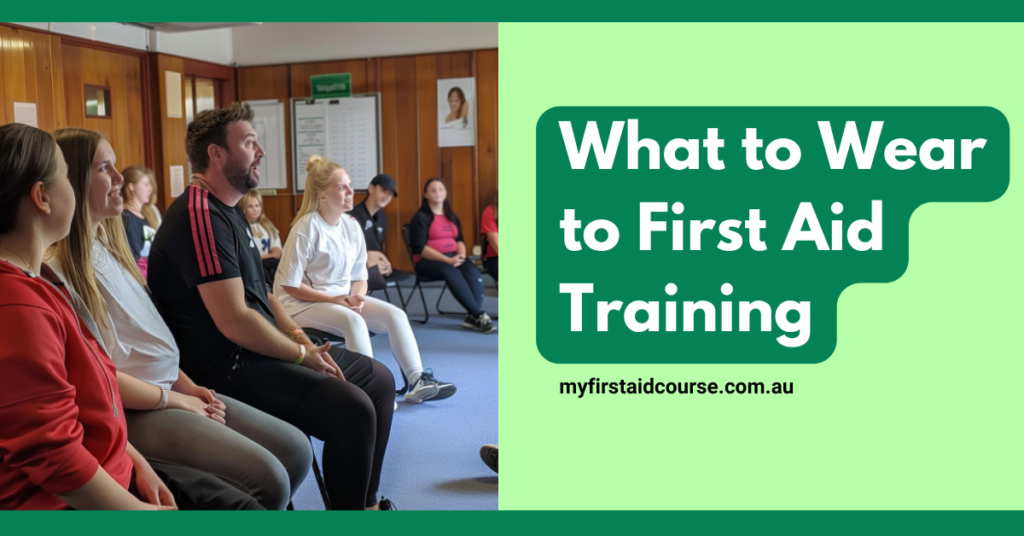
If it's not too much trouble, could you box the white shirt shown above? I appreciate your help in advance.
[250,222,282,255]
[51,241,180,389]
[275,211,368,317]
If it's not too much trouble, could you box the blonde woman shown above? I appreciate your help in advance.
[120,166,156,277]
[275,155,456,403]
[139,167,163,230]
[241,189,282,283]
[47,127,310,510]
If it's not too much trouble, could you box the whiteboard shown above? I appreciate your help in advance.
[292,94,381,193]
[245,99,288,190]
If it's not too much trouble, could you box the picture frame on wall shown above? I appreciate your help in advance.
[438,77,476,147]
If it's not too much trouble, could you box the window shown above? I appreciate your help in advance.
[85,85,111,117]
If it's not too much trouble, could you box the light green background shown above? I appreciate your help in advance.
[499,23,1023,509]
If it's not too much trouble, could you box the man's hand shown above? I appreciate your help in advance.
[299,342,345,380]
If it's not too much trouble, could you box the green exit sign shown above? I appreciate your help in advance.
[311,73,351,99]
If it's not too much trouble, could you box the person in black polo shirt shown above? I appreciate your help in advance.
[348,174,396,289]
[147,103,396,511]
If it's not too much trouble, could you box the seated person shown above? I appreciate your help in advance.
[409,178,495,333]
[49,127,311,510]
[120,166,157,277]
[276,156,456,404]
[241,189,282,284]
[480,195,498,281]
[348,173,397,291]
[140,168,163,230]
[0,123,260,511]
[147,103,396,511]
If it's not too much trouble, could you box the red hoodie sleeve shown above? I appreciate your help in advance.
[0,304,100,495]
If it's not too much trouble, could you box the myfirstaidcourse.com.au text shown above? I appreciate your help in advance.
[560,378,794,398]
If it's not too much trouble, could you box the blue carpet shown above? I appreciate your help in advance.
[291,281,498,510]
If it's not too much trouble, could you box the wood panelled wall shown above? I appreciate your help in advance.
[0,25,66,132]
[149,53,188,215]
[238,48,498,272]
[62,43,147,172]
[1,23,151,182]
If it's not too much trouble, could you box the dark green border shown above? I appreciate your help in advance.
[3,9,1022,523]
[4,2,1024,21]
[1,511,1022,532]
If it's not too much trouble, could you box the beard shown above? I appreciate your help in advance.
[222,154,259,194]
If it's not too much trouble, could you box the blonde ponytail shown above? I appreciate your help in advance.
[292,155,343,228]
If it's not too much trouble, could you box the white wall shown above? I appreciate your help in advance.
[231,23,498,66]
[7,22,234,65]
[8,22,498,67]
[11,22,148,50]
[152,28,234,66]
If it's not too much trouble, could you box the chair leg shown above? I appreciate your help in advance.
[383,287,391,305]
[310,441,331,511]
[402,281,430,324]
[393,284,408,313]
[435,282,465,317]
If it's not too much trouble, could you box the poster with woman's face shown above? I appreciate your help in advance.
[438,77,476,147]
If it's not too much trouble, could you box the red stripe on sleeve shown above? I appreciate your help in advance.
[201,190,223,274]
[187,186,208,278]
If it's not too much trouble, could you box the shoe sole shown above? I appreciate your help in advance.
[404,384,440,404]
[462,322,496,333]
[428,384,457,401]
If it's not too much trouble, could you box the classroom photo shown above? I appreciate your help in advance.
[0,21,498,511]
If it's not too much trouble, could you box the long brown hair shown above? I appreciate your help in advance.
[242,189,279,240]
[421,177,456,222]
[292,155,343,229]
[51,128,145,327]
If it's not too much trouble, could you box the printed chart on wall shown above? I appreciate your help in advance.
[245,100,288,190]
[292,95,381,192]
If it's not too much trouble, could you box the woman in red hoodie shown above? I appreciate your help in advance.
[0,123,259,511]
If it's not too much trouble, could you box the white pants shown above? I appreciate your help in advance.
[293,295,424,385]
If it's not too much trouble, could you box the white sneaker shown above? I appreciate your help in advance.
[404,378,440,404]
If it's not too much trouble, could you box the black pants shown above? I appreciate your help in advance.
[483,256,498,281]
[416,254,485,316]
[261,258,280,286]
[204,346,394,510]
[123,461,263,510]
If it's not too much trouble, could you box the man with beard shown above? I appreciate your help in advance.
[147,103,397,511]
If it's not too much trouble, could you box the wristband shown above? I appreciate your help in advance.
[289,328,305,342]
[155,386,169,410]
[295,344,306,365]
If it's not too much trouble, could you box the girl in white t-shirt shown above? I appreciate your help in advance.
[275,156,456,403]
[242,189,282,283]
[48,128,311,510]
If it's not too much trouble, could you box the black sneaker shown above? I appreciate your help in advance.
[377,496,398,510]
[420,368,456,400]
[480,444,498,474]
[462,313,496,334]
